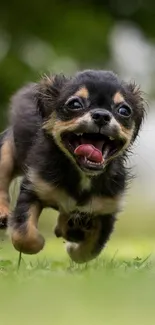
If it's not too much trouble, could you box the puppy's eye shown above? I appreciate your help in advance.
[65,97,83,110]
[117,105,132,118]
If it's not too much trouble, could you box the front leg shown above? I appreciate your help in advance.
[66,213,116,263]
[9,178,45,254]
[55,212,116,263]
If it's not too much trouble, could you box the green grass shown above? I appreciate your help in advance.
[0,235,155,325]
[3,185,154,324]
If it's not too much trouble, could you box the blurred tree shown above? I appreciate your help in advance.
[0,0,155,128]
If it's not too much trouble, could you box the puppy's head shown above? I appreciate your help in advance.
[37,70,145,175]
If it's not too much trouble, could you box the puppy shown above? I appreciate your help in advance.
[0,70,145,263]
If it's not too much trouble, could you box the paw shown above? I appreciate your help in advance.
[0,205,10,229]
[66,217,103,263]
[55,212,94,242]
[10,227,45,254]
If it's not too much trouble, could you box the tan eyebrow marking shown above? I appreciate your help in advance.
[74,87,89,99]
[113,92,125,105]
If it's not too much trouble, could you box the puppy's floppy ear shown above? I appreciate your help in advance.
[36,74,69,118]
[123,81,147,139]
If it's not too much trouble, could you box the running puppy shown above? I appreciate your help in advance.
[0,70,145,263]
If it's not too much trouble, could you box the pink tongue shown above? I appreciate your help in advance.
[74,144,103,163]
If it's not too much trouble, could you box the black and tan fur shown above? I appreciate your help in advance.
[0,70,145,263]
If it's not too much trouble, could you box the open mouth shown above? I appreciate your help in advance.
[62,132,125,172]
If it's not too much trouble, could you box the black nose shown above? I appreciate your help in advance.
[91,109,112,126]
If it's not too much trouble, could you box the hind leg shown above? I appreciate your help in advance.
[0,133,15,228]
[9,178,45,254]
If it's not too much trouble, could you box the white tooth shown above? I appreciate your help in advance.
[76,133,83,136]
[109,136,114,141]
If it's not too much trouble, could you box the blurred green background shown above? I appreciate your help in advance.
[1,2,155,325]
[0,0,155,248]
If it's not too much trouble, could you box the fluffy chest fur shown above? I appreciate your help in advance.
[28,169,124,216]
